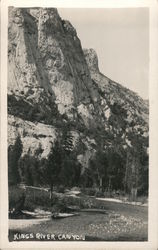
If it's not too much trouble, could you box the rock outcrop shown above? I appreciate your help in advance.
[8,7,149,173]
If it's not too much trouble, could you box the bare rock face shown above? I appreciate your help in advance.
[8,7,101,126]
[83,48,99,73]
[8,7,149,172]
[8,115,57,158]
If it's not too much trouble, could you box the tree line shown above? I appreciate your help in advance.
[8,126,148,199]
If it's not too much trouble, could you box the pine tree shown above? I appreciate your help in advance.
[59,126,82,187]
[44,139,63,198]
[124,132,149,199]
[19,152,41,186]
[89,150,108,191]
[8,135,23,186]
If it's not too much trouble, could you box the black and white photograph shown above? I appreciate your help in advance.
[0,0,158,248]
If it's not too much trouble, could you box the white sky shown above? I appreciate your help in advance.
[58,8,149,100]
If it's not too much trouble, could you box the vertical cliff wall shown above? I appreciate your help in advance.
[8,7,149,173]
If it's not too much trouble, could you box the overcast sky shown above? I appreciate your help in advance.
[58,8,149,100]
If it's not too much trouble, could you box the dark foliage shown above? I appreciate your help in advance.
[8,135,23,186]
[9,186,25,212]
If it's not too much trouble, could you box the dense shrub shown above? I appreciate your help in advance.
[81,187,96,196]
[24,188,50,209]
[62,195,80,207]
[95,190,105,198]
[51,199,68,213]
[62,195,97,209]
[56,185,65,193]
[9,186,26,212]
[23,199,37,212]
[79,197,96,209]
[104,190,113,198]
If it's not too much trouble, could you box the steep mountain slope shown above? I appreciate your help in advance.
[84,48,148,145]
[8,7,149,190]
[8,7,102,127]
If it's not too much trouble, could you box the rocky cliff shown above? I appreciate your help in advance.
[8,7,149,180]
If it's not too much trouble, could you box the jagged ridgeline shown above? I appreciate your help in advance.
[8,7,149,195]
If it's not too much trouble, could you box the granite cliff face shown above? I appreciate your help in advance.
[8,7,149,173]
